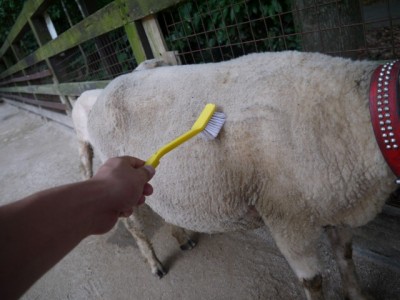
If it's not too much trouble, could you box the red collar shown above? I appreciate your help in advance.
[369,60,400,179]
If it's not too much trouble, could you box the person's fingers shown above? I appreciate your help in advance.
[120,207,134,217]
[137,195,146,205]
[143,183,153,196]
[135,165,156,182]
[120,156,145,168]
[118,156,156,181]
[144,165,155,177]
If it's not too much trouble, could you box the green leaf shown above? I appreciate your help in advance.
[272,0,282,13]
[193,14,201,31]
[208,38,216,48]
[230,7,235,22]
[181,3,193,21]
[222,7,229,20]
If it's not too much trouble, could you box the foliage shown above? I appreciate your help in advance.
[0,0,25,48]
[47,1,84,35]
[0,0,123,76]
[0,0,299,77]
[0,0,115,55]
[47,0,114,36]
[161,0,299,63]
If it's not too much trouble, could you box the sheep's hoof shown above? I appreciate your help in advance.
[156,268,167,279]
[152,264,168,279]
[180,239,197,251]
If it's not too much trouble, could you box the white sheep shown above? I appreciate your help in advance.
[84,51,395,300]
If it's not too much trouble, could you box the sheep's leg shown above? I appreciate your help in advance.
[264,219,325,300]
[78,140,93,179]
[170,225,197,250]
[326,226,367,300]
[125,211,167,278]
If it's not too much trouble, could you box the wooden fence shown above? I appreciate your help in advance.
[0,0,184,126]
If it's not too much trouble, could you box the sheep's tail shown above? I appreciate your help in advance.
[78,140,94,179]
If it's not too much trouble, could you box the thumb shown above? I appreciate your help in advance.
[138,165,156,181]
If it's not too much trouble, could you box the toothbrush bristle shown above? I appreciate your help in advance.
[201,111,226,140]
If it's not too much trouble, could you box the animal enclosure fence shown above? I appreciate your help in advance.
[0,0,399,207]
[159,0,400,63]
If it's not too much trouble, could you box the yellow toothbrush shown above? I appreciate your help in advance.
[145,103,226,168]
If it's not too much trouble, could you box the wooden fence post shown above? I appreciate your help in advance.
[118,0,153,64]
[142,15,167,59]
[28,14,72,111]
[141,15,180,65]
[124,21,153,64]
[77,0,126,77]
[9,41,41,109]
[1,55,13,69]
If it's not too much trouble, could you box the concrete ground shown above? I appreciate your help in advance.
[0,102,399,300]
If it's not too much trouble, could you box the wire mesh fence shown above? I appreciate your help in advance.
[3,0,399,87]
[50,27,137,83]
[13,26,39,59]
[159,0,297,64]
[45,0,114,37]
[159,0,400,64]
[46,0,85,36]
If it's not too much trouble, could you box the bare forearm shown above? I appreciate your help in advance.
[0,156,154,299]
[0,180,107,299]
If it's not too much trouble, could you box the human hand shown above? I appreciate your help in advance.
[89,156,155,234]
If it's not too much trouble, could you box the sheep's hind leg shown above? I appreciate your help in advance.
[170,225,197,250]
[326,226,369,300]
[78,140,93,179]
[263,218,325,300]
[125,211,167,278]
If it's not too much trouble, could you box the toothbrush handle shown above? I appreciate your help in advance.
[145,153,161,168]
[145,128,201,168]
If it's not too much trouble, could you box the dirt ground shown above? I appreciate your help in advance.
[1,102,399,300]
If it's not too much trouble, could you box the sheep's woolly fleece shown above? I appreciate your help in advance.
[72,89,103,142]
[88,51,395,234]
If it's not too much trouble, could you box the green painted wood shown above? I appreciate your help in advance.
[2,56,13,69]
[0,93,67,110]
[0,84,56,95]
[0,80,109,96]
[0,1,126,79]
[0,40,11,59]
[28,9,73,110]
[0,0,50,57]
[122,0,186,21]
[0,69,51,86]
[28,15,52,47]
[57,81,110,96]
[124,22,147,64]
[0,0,187,79]
[3,98,73,127]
